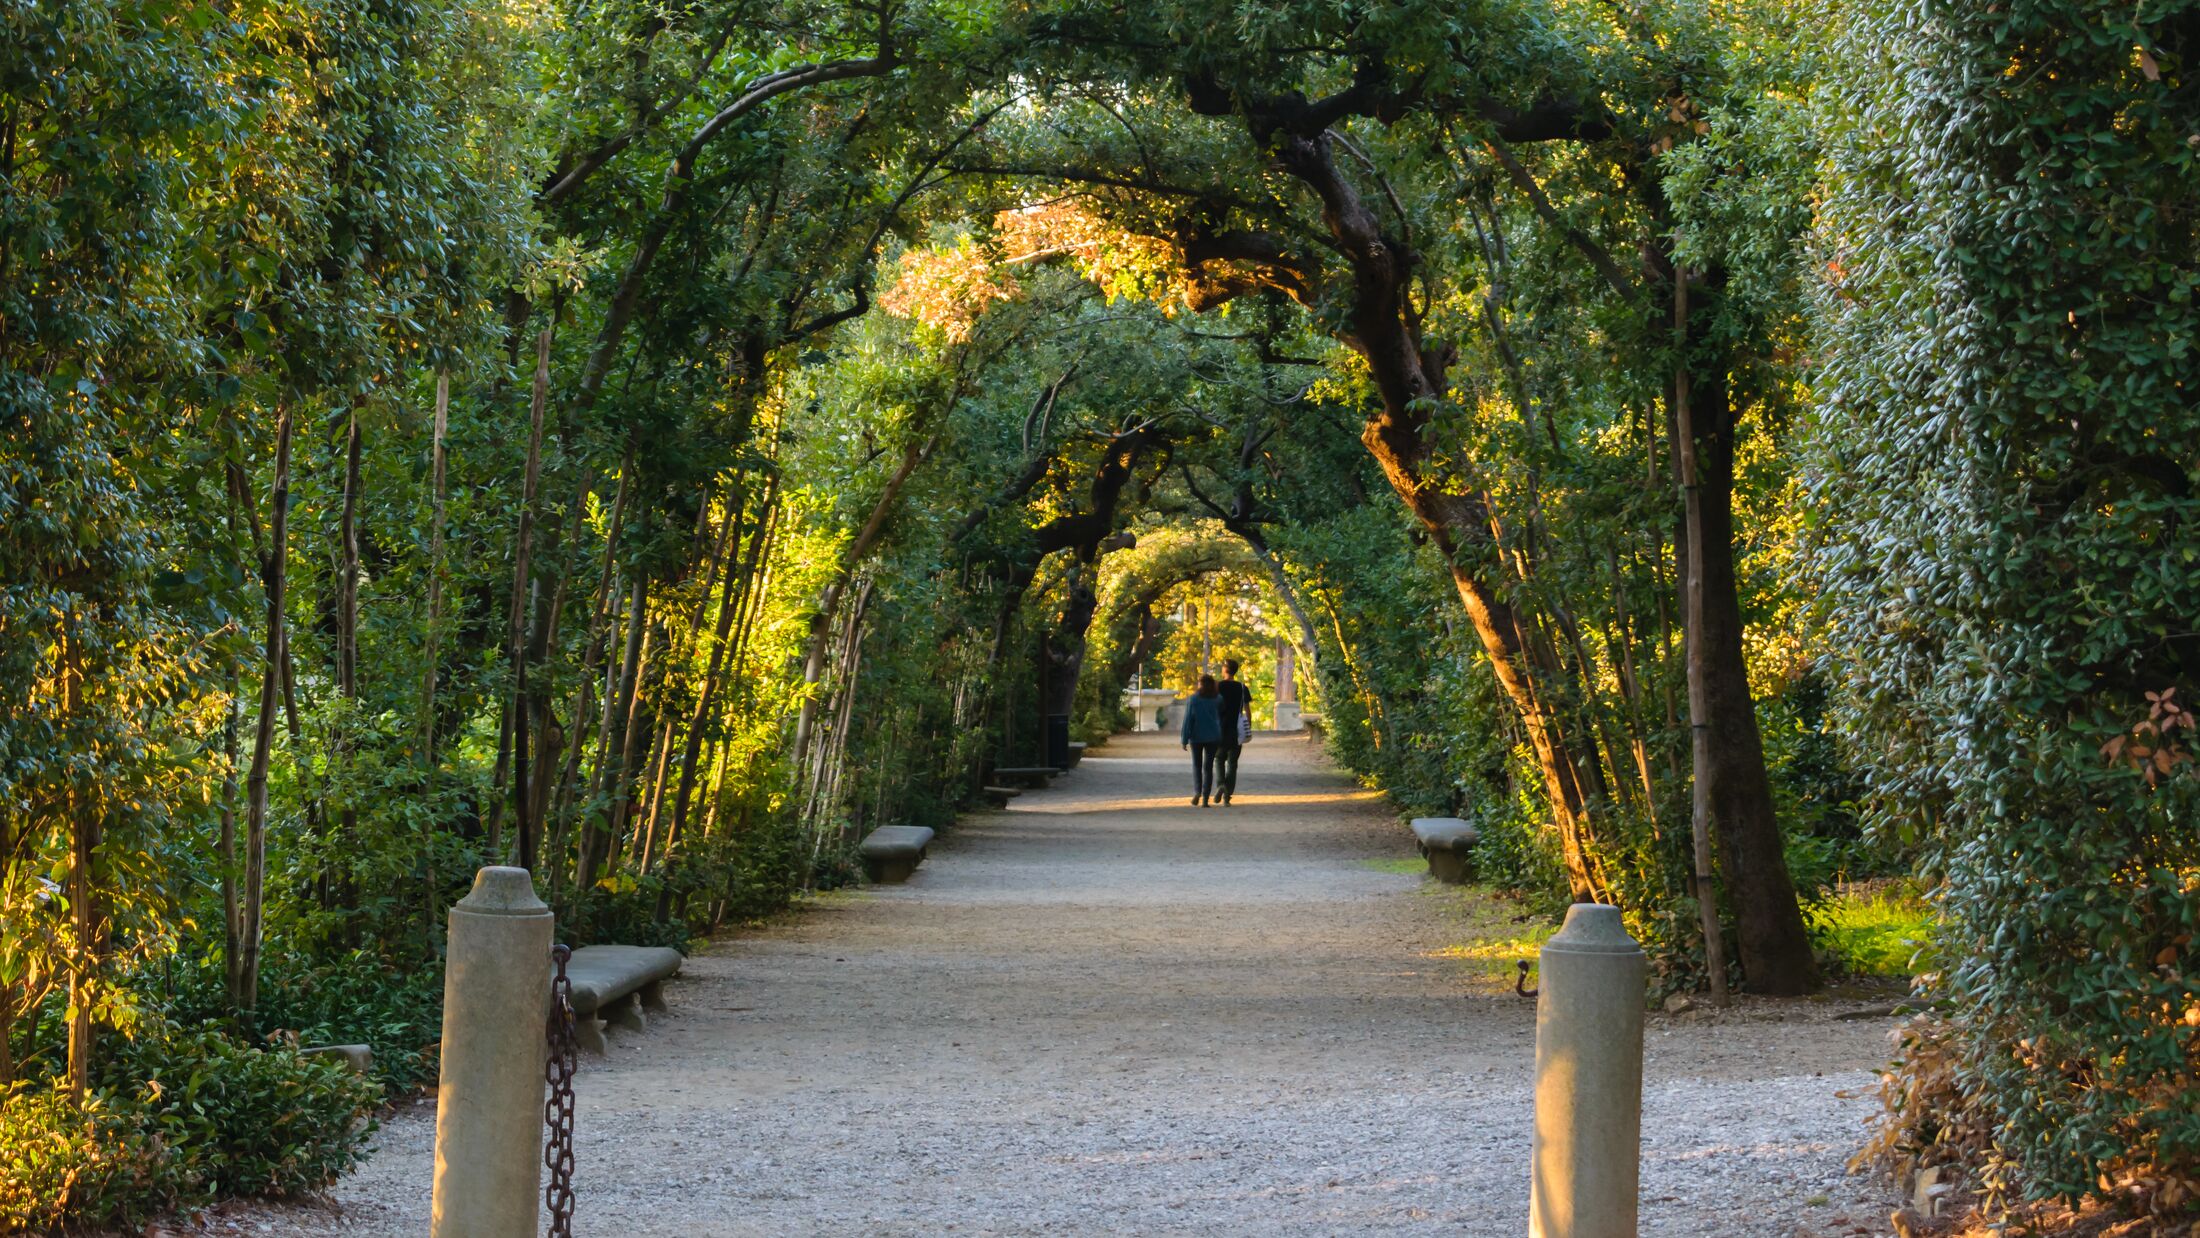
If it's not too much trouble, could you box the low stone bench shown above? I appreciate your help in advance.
[1064,742,1088,769]
[301,1043,373,1075]
[563,944,682,1054]
[1410,817,1480,884]
[981,785,1022,808]
[992,766,1061,788]
[859,824,935,883]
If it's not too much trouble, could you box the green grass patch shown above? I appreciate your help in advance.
[1360,856,1428,875]
[1815,887,1937,978]
[1418,884,1560,987]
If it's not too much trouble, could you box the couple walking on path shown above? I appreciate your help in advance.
[1179,660,1253,806]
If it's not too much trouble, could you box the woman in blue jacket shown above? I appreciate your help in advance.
[1179,674,1224,806]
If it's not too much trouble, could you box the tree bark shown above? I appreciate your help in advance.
[498,327,552,868]
[218,680,242,1019]
[420,372,451,762]
[418,372,450,948]
[637,503,740,872]
[790,435,935,766]
[1675,272,1818,995]
[594,580,653,884]
[333,407,363,915]
[524,473,595,862]
[1264,128,1614,901]
[62,627,95,1099]
[550,450,636,874]
[664,483,757,860]
[234,403,293,1016]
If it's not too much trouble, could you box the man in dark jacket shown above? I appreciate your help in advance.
[1214,659,1253,806]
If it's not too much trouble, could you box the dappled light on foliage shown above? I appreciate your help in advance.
[878,238,1022,340]
[995,200,1180,306]
[4,0,2196,1226]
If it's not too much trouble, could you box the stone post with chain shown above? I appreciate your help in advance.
[432,867,553,1238]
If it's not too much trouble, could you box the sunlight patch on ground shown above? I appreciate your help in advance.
[1414,883,1560,988]
[1814,886,1936,978]
[1359,856,1427,875]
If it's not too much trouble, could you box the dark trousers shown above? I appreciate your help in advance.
[1190,742,1220,797]
[1217,740,1243,798]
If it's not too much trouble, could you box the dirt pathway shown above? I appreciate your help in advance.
[225,731,1903,1236]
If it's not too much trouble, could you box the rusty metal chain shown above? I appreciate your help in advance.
[544,943,578,1237]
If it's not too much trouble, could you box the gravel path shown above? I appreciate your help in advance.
[217,731,1903,1236]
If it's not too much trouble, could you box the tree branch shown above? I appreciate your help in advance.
[539,22,739,207]
[1482,136,1641,304]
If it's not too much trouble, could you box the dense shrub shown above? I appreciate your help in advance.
[104,1025,380,1202]
[1816,0,2200,1207]
[160,952,445,1096]
[0,1026,376,1231]
[0,1087,166,1234]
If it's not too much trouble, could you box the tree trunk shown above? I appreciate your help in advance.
[61,627,95,1099]
[791,436,933,766]
[597,583,654,882]
[550,451,636,879]
[1676,273,1818,995]
[234,403,293,1016]
[1039,564,1099,717]
[582,577,648,891]
[525,475,594,860]
[719,483,781,712]
[1338,244,1610,899]
[420,372,451,763]
[333,408,363,915]
[218,679,242,1019]
[1202,126,1618,902]
[418,372,450,949]
[637,504,740,872]
[663,484,756,861]
[499,327,552,868]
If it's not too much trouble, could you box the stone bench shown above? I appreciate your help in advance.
[859,824,935,883]
[301,1043,374,1075]
[1302,714,1325,741]
[992,766,1061,788]
[1064,742,1088,769]
[563,944,683,1054]
[981,785,1022,808]
[1410,817,1479,884]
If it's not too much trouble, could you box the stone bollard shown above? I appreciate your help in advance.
[431,867,552,1238]
[1529,903,1646,1238]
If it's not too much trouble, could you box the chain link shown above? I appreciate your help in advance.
[544,943,578,1237]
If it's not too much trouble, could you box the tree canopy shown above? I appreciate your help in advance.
[3,0,2196,1225]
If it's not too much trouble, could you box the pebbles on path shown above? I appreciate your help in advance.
[216,732,1901,1236]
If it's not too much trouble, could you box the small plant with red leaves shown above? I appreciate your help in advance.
[2100,689,2193,787]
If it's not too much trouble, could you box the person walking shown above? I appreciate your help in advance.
[1214,659,1254,806]
[1179,674,1224,806]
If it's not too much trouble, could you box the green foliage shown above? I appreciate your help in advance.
[159,953,444,1096]
[103,1024,379,1202]
[12,0,2199,1223]
[1812,886,1935,981]
[0,1027,375,1233]
[1815,0,2200,1205]
[0,1087,166,1235]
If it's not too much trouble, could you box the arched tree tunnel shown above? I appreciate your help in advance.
[18,0,2200,1223]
